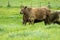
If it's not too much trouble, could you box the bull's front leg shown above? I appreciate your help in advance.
[23,16,27,25]
[44,18,51,25]
[23,19,26,25]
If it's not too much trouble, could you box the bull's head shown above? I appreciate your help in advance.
[20,6,27,14]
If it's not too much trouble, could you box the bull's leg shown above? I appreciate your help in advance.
[31,19,34,25]
[28,19,34,25]
[44,19,50,25]
[44,20,47,25]
[44,15,51,25]
[23,16,27,25]
[28,20,31,25]
[23,20,27,25]
[29,17,34,25]
[44,20,51,25]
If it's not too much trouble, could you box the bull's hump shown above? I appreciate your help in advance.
[31,8,39,12]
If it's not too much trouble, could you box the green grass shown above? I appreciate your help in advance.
[0,0,60,8]
[0,0,60,40]
[0,7,60,40]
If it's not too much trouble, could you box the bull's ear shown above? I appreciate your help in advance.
[24,6,27,9]
[28,8,31,11]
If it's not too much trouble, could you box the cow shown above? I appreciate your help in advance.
[20,6,51,25]
[20,6,31,25]
[48,11,60,24]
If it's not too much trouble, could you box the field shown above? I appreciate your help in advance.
[0,7,60,40]
[0,0,60,8]
[0,0,60,40]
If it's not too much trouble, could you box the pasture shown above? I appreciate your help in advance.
[0,0,60,40]
[0,0,60,9]
[0,7,60,40]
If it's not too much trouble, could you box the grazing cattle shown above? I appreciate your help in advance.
[48,11,60,24]
[20,6,51,25]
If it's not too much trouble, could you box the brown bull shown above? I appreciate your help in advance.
[48,11,60,24]
[20,6,51,25]
[20,6,31,25]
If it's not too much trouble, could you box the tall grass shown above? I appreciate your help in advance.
[0,7,60,40]
[0,0,60,9]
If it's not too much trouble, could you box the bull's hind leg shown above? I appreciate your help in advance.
[44,19,51,25]
[44,15,51,25]
[28,20,31,25]
[31,19,34,25]
[44,20,47,25]
[29,18,34,25]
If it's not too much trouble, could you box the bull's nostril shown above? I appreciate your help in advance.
[20,12,21,14]
[20,12,23,14]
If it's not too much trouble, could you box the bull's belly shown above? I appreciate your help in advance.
[36,16,46,20]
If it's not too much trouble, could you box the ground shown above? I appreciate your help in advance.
[0,7,60,40]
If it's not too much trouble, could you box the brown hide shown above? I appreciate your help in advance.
[20,6,51,25]
[28,7,51,24]
[20,6,32,25]
[48,11,60,24]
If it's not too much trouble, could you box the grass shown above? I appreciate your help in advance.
[0,0,60,40]
[0,0,60,8]
[0,7,60,40]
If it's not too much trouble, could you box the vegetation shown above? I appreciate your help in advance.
[0,7,60,40]
[0,0,60,8]
[0,0,60,40]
